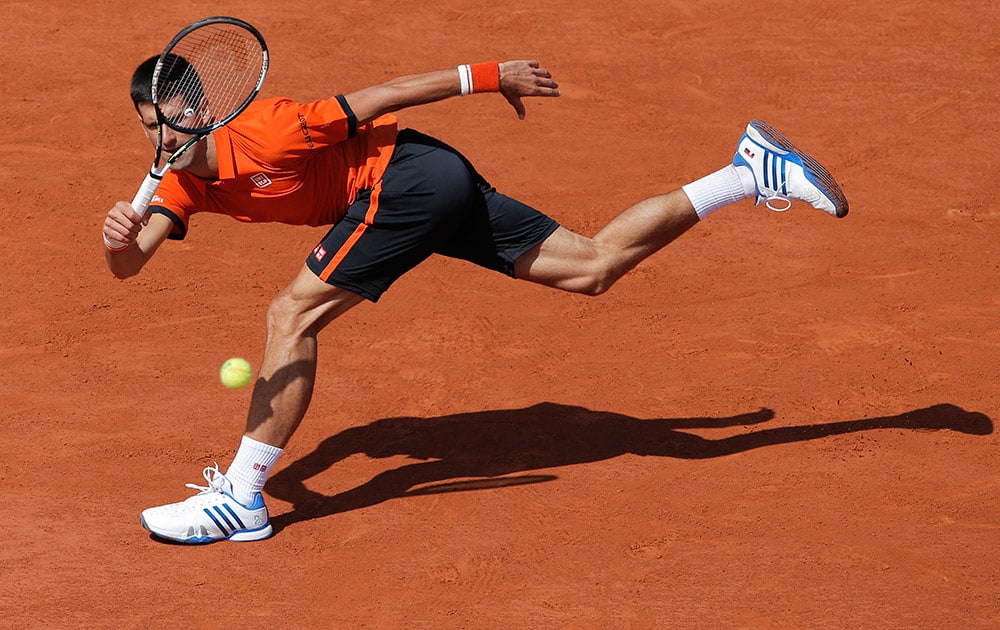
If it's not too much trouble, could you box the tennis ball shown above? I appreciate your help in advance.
[219,357,253,389]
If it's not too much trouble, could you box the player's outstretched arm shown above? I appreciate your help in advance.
[343,59,560,125]
[102,203,173,278]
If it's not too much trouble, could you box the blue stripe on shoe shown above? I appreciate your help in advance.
[212,506,238,531]
[203,508,231,535]
[222,504,247,529]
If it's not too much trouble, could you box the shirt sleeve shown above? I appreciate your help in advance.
[147,172,202,240]
[227,96,357,162]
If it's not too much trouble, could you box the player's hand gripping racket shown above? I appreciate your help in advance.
[106,16,267,250]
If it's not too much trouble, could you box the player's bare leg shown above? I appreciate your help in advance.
[245,267,366,446]
[516,119,849,293]
[139,267,361,543]
[515,189,699,293]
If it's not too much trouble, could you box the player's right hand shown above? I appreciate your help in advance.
[499,60,561,120]
[102,200,147,251]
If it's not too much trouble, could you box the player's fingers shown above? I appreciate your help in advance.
[102,221,130,250]
[505,94,527,120]
[525,65,558,94]
[537,77,559,92]
[105,201,144,242]
[104,215,135,240]
[500,61,558,101]
[112,200,145,225]
[526,75,559,97]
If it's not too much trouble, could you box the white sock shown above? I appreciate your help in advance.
[681,165,758,220]
[225,435,284,505]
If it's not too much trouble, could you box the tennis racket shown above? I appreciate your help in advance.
[106,16,268,250]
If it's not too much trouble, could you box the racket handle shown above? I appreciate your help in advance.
[131,170,164,218]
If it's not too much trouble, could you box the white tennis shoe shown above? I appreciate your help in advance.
[733,120,849,218]
[140,464,272,543]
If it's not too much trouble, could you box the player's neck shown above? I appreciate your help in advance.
[185,136,220,180]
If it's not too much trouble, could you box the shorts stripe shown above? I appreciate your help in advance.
[318,179,383,282]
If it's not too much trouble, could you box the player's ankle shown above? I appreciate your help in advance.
[733,165,758,199]
[681,165,753,220]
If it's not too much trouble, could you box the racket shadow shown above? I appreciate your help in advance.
[266,402,992,534]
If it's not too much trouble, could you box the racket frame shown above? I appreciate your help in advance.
[129,16,268,222]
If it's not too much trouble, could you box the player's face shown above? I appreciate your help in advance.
[135,101,202,171]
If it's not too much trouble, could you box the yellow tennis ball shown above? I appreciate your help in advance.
[219,357,253,389]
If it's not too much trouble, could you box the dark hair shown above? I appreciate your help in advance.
[130,55,159,110]
[129,54,206,114]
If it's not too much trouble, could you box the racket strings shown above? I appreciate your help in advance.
[156,24,266,132]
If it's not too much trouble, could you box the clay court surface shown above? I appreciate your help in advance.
[2,0,998,627]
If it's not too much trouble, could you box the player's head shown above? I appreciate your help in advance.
[131,54,208,168]
[129,54,207,120]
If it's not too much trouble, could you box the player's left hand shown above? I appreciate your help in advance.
[499,60,561,120]
[103,200,147,251]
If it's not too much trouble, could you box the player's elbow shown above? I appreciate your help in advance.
[105,255,144,280]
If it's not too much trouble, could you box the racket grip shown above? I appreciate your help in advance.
[130,171,164,218]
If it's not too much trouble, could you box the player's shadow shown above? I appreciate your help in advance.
[266,402,992,534]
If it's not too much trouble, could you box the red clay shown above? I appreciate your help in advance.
[3,1,998,627]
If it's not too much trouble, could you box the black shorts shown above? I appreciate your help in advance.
[305,129,560,302]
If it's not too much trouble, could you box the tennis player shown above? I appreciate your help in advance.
[103,56,848,543]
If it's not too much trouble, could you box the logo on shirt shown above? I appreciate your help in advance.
[250,173,273,188]
[297,113,315,149]
[313,244,327,261]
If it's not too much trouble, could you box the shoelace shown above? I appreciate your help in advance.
[185,463,229,495]
[765,193,792,213]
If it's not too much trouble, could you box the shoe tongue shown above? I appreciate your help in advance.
[207,469,233,494]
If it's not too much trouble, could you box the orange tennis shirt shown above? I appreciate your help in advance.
[150,96,398,239]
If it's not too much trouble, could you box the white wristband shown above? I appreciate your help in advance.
[457,64,472,96]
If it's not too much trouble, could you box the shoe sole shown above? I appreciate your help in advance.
[140,514,273,543]
[748,119,849,218]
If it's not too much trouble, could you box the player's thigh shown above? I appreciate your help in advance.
[437,188,559,277]
[273,264,366,333]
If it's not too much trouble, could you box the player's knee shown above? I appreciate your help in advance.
[265,290,310,339]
